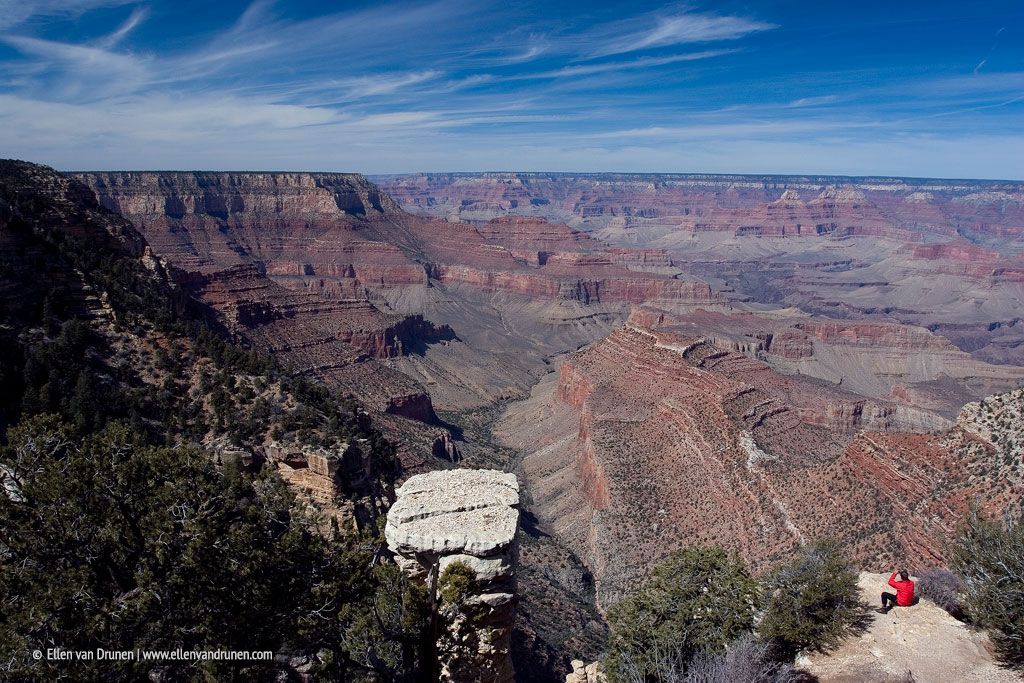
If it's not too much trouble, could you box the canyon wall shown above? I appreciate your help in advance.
[633,307,1024,419]
[75,171,728,427]
[61,166,1024,678]
[378,173,1024,366]
[496,318,1024,608]
[376,173,1024,247]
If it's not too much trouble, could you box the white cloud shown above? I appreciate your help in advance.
[0,0,137,30]
[511,50,736,80]
[96,5,147,48]
[587,8,776,58]
[1,34,151,98]
[333,71,442,99]
[789,95,839,108]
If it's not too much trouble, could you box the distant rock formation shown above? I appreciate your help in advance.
[628,307,1024,421]
[431,431,461,461]
[386,469,520,682]
[74,170,727,463]
[377,172,1024,366]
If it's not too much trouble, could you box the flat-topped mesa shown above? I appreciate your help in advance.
[78,171,399,222]
[385,469,520,683]
[377,172,1024,242]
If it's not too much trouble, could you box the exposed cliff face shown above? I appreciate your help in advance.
[377,173,1024,366]
[631,308,1024,420]
[495,319,1024,609]
[65,166,1024,661]
[377,173,1024,246]
[75,170,726,432]
[0,160,397,529]
[87,170,398,224]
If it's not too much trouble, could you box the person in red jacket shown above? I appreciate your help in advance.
[880,569,915,613]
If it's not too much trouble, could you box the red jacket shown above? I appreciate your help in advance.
[889,573,915,606]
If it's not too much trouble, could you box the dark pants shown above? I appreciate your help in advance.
[881,592,899,610]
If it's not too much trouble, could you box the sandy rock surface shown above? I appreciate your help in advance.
[385,468,520,557]
[802,573,1021,683]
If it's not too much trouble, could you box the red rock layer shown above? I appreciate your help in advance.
[77,172,719,310]
[73,171,729,473]
[378,173,1024,246]
[628,307,1024,420]
[378,173,1024,365]
[505,321,1023,607]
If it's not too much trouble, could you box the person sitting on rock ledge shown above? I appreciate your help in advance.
[879,569,915,613]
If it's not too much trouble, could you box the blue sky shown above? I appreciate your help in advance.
[1,0,1022,178]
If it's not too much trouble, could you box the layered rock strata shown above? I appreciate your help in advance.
[75,171,728,453]
[386,469,520,682]
[630,307,1024,420]
[378,173,1024,365]
[495,320,1024,608]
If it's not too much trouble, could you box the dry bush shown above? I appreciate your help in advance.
[684,635,798,683]
[916,568,965,619]
[611,635,798,683]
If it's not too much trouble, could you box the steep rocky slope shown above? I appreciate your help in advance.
[75,171,726,435]
[632,307,1024,419]
[0,160,400,530]
[378,173,1024,365]
[62,166,1024,679]
[495,316,1024,607]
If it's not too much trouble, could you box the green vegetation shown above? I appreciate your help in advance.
[0,415,427,681]
[439,561,478,607]
[759,540,866,658]
[0,161,411,679]
[951,509,1024,668]
[0,161,397,492]
[604,547,759,682]
[603,543,867,682]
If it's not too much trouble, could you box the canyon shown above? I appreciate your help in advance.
[378,173,1024,366]
[494,315,1023,607]
[68,168,1024,678]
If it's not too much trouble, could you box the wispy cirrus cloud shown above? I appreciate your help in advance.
[509,49,737,80]
[1,33,151,99]
[584,6,776,58]
[788,95,840,108]
[588,117,881,141]
[0,0,1020,179]
[96,5,147,48]
[0,0,137,30]
[331,71,442,100]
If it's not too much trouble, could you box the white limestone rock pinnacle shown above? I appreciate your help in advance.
[385,468,520,558]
